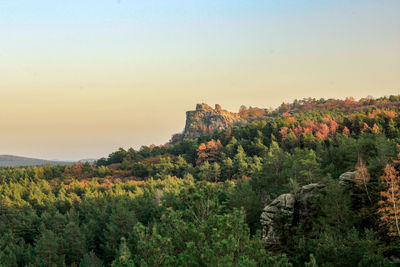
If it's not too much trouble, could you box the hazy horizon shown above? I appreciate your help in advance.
[1,0,399,160]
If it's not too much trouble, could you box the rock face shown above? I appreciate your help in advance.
[261,193,295,244]
[338,171,357,189]
[170,104,243,143]
[260,173,359,246]
[261,183,326,245]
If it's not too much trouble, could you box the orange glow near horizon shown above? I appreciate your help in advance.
[0,1,399,160]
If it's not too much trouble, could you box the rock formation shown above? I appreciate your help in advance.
[261,171,360,246]
[170,104,244,143]
[260,183,326,245]
[338,171,357,189]
[260,193,295,245]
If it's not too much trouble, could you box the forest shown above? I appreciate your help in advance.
[1,95,400,266]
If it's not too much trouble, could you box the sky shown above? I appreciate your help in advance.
[0,0,399,160]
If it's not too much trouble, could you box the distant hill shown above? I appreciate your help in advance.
[0,155,72,167]
[78,158,97,164]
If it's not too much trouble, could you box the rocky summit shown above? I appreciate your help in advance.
[170,103,244,143]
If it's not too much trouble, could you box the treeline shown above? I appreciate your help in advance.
[98,103,400,184]
[1,96,400,266]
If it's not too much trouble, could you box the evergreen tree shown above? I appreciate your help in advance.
[79,251,103,267]
[103,201,137,262]
[34,229,65,267]
[111,238,135,267]
[63,221,86,266]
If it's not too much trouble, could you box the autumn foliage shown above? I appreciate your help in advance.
[1,95,400,265]
[354,157,371,202]
[196,139,223,166]
[280,116,340,142]
[379,163,400,237]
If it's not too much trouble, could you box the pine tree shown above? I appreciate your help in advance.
[233,145,249,178]
[62,221,86,266]
[0,231,22,267]
[305,254,318,267]
[111,238,135,267]
[290,148,321,185]
[34,229,65,267]
[79,251,103,267]
[103,202,137,262]
[198,161,212,181]
[221,157,234,181]
[212,162,221,182]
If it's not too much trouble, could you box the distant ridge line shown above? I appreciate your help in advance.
[0,154,72,167]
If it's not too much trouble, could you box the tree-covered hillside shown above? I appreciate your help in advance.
[0,155,71,167]
[1,95,400,266]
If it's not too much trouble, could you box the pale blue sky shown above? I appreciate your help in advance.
[0,1,399,160]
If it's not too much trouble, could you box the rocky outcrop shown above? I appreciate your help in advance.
[261,183,326,245]
[260,172,361,246]
[170,104,244,143]
[338,171,357,189]
[260,193,295,244]
[184,104,243,139]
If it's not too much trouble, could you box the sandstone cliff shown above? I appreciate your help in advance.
[170,104,244,143]
[260,171,359,246]
[261,183,326,245]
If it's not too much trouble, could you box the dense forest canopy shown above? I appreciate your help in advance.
[1,95,400,266]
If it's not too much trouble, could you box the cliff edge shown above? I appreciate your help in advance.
[170,104,244,143]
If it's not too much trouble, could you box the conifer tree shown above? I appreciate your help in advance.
[111,238,135,267]
[34,229,65,267]
[221,157,234,181]
[0,231,22,267]
[103,202,137,262]
[233,145,249,178]
[79,251,103,267]
[62,221,86,266]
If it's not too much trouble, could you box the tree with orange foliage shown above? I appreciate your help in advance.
[279,127,288,140]
[196,143,208,165]
[238,105,248,117]
[225,129,232,139]
[315,124,330,140]
[379,163,400,237]
[196,139,222,166]
[354,157,371,203]
[329,120,339,136]
[361,123,369,133]
[384,110,396,119]
[342,126,350,135]
[344,97,356,106]
[372,123,380,134]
